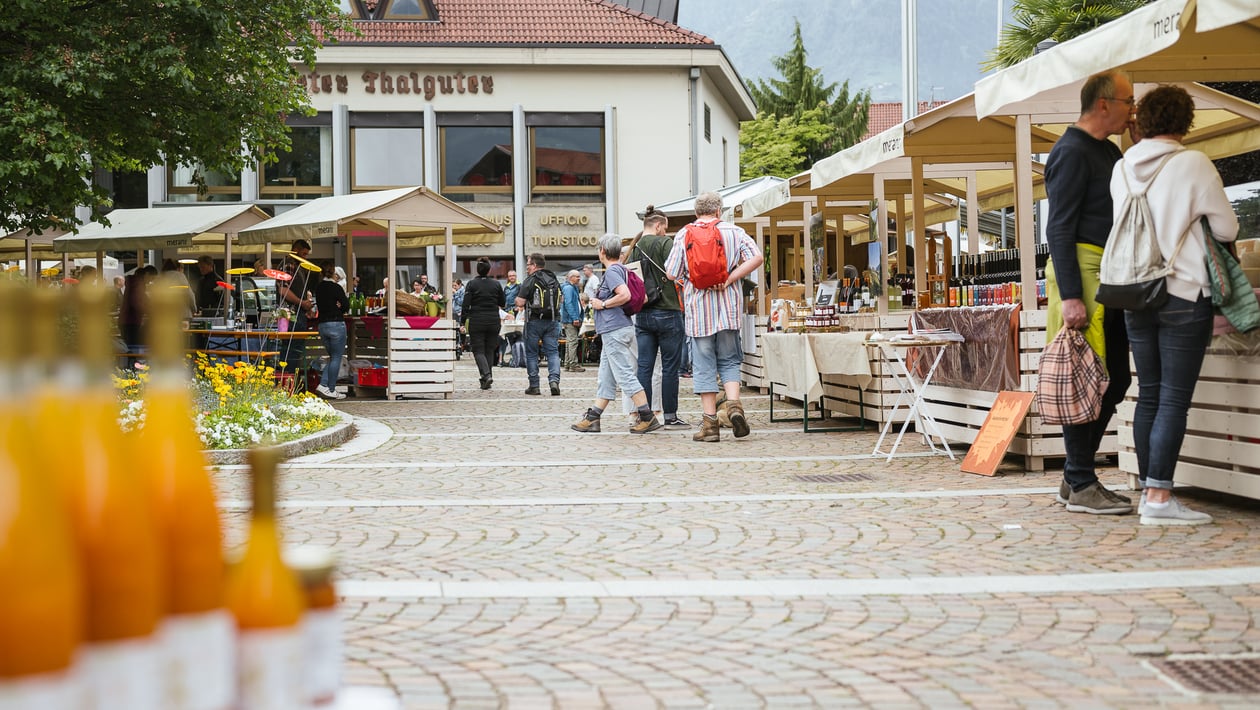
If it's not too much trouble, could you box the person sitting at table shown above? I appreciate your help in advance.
[313,260,349,400]
[277,239,315,374]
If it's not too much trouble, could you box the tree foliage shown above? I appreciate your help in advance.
[739,107,835,181]
[983,0,1150,70]
[742,20,871,177]
[0,0,353,234]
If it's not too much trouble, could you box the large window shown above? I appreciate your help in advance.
[439,113,512,203]
[528,113,604,204]
[351,113,424,190]
[168,163,242,203]
[262,118,333,200]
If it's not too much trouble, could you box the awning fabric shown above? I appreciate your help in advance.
[975,0,1260,118]
[52,204,269,253]
[638,176,789,222]
[237,186,503,247]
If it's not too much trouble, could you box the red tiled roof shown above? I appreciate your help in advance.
[861,101,948,140]
[325,0,712,46]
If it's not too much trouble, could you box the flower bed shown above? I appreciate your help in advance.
[116,355,341,449]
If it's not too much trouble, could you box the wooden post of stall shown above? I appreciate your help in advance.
[755,220,767,317]
[911,157,928,309]
[802,198,816,302]
[966,171,981,257]
[769,218,781,297]
[386,220,397,400]
[1015,115,1037,311]
[875,176,889,315]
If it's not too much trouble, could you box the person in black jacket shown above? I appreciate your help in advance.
[313,261,350,399]
[464,257,505,390]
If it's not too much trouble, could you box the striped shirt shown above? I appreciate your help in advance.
[664,219,760,338]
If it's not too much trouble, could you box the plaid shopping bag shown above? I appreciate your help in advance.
[1036,327,1109,426]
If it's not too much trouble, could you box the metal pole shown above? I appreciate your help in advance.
[901,0,919,121]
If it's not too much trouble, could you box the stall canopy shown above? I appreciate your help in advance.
[976,0,1260,118]
[52,204,269,253]
[236,186,503,247]
[637,176,788,223]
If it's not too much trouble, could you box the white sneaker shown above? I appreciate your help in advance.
[1140,495,1212,526]
[316,384,343,400]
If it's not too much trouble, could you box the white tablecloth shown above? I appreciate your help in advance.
[763,332,873,403]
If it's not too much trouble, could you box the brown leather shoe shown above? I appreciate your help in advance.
[692,416,720,442]
[727,401,750,438]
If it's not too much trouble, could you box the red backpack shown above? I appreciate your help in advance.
[684,219,729,290]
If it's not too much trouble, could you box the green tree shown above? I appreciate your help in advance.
[739,107,835,181]
[742,20,871,175]
[0,0,353,234]
[983,0,1150,70]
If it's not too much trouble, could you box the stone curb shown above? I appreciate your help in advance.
[205,414,357,466]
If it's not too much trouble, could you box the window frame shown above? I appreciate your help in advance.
[438,113,514,196]
[526,113,605,200]
[350,112,425,191]
[259,115,335,200]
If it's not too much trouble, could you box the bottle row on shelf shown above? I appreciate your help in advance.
[0,280,340,710]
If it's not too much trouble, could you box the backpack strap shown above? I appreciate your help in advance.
[1119,149,1195,269]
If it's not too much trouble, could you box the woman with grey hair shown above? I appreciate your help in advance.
[572,233,662,434]
[560,268,585,372]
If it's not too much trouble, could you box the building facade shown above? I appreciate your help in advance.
[154,0,754,284]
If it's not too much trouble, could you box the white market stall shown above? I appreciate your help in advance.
[237,187,502,400]
[974,0,1260,493]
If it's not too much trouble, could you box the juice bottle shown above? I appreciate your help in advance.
[27,288,74,508]
[142,278,234,710]
[69,285,165,710]
[0,284,84,708]
[286,546,340,706]
[225,446,305,709]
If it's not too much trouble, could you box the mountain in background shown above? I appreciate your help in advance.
[677,0,1009,104]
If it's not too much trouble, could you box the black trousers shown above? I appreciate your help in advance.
[468,320,502,382]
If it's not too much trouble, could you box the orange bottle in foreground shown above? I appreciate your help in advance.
[69,286,165,710]
[0,284,84,708]
[140,278,234,710]
[225,446,306,709]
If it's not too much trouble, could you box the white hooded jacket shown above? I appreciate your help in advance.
[1110,138,1239,303]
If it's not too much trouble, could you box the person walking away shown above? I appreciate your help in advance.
[1115,86,1238,525]
[119,266,158,353]
[630,205,688,428]
[515,253,564,396]
[313,261,349,399]
[277,239,315,374]
[572,234,663,434]
[1044,71,1137,515]
[464,258,504,390]
[194,255,224,314]
[560,270,585,372]
[664,191,763,442]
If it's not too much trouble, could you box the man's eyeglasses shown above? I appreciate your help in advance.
[1104,96,1136,106]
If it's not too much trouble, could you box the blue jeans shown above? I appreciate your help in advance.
[1125,294,1213,490]
[595,326,642,402]
[318,321,347,391]
[524,318,561,387]
[690,329,743,395]
[1062,307,1131,491]
[636,309,685,415]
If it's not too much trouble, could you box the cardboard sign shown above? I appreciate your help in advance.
[960,390,1035,476]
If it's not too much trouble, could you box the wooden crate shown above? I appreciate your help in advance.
[817,313,914,427]
[741,315,769,392]
[1116,352,1260,501]
[387,318,456,399]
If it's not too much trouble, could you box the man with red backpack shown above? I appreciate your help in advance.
[664,191,764,442]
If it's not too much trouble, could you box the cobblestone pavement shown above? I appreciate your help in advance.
[216,359,1260,708]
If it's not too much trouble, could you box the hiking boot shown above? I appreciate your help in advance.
[567,364,586,372]
[630,415,663,434]
[727,401,750,438]
[1140,495,1212,526]
[663,416,690,429]
[1065,481,1132,515]
[693,416,720,442]
[1055,480,1070,505]
[524,386,541,396]
[550,383,561,396]
[571,410,601,433]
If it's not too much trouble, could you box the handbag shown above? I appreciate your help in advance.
[1036,327,1109,426]
[1096,152,1188,312]
[1202,215,1260,333]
